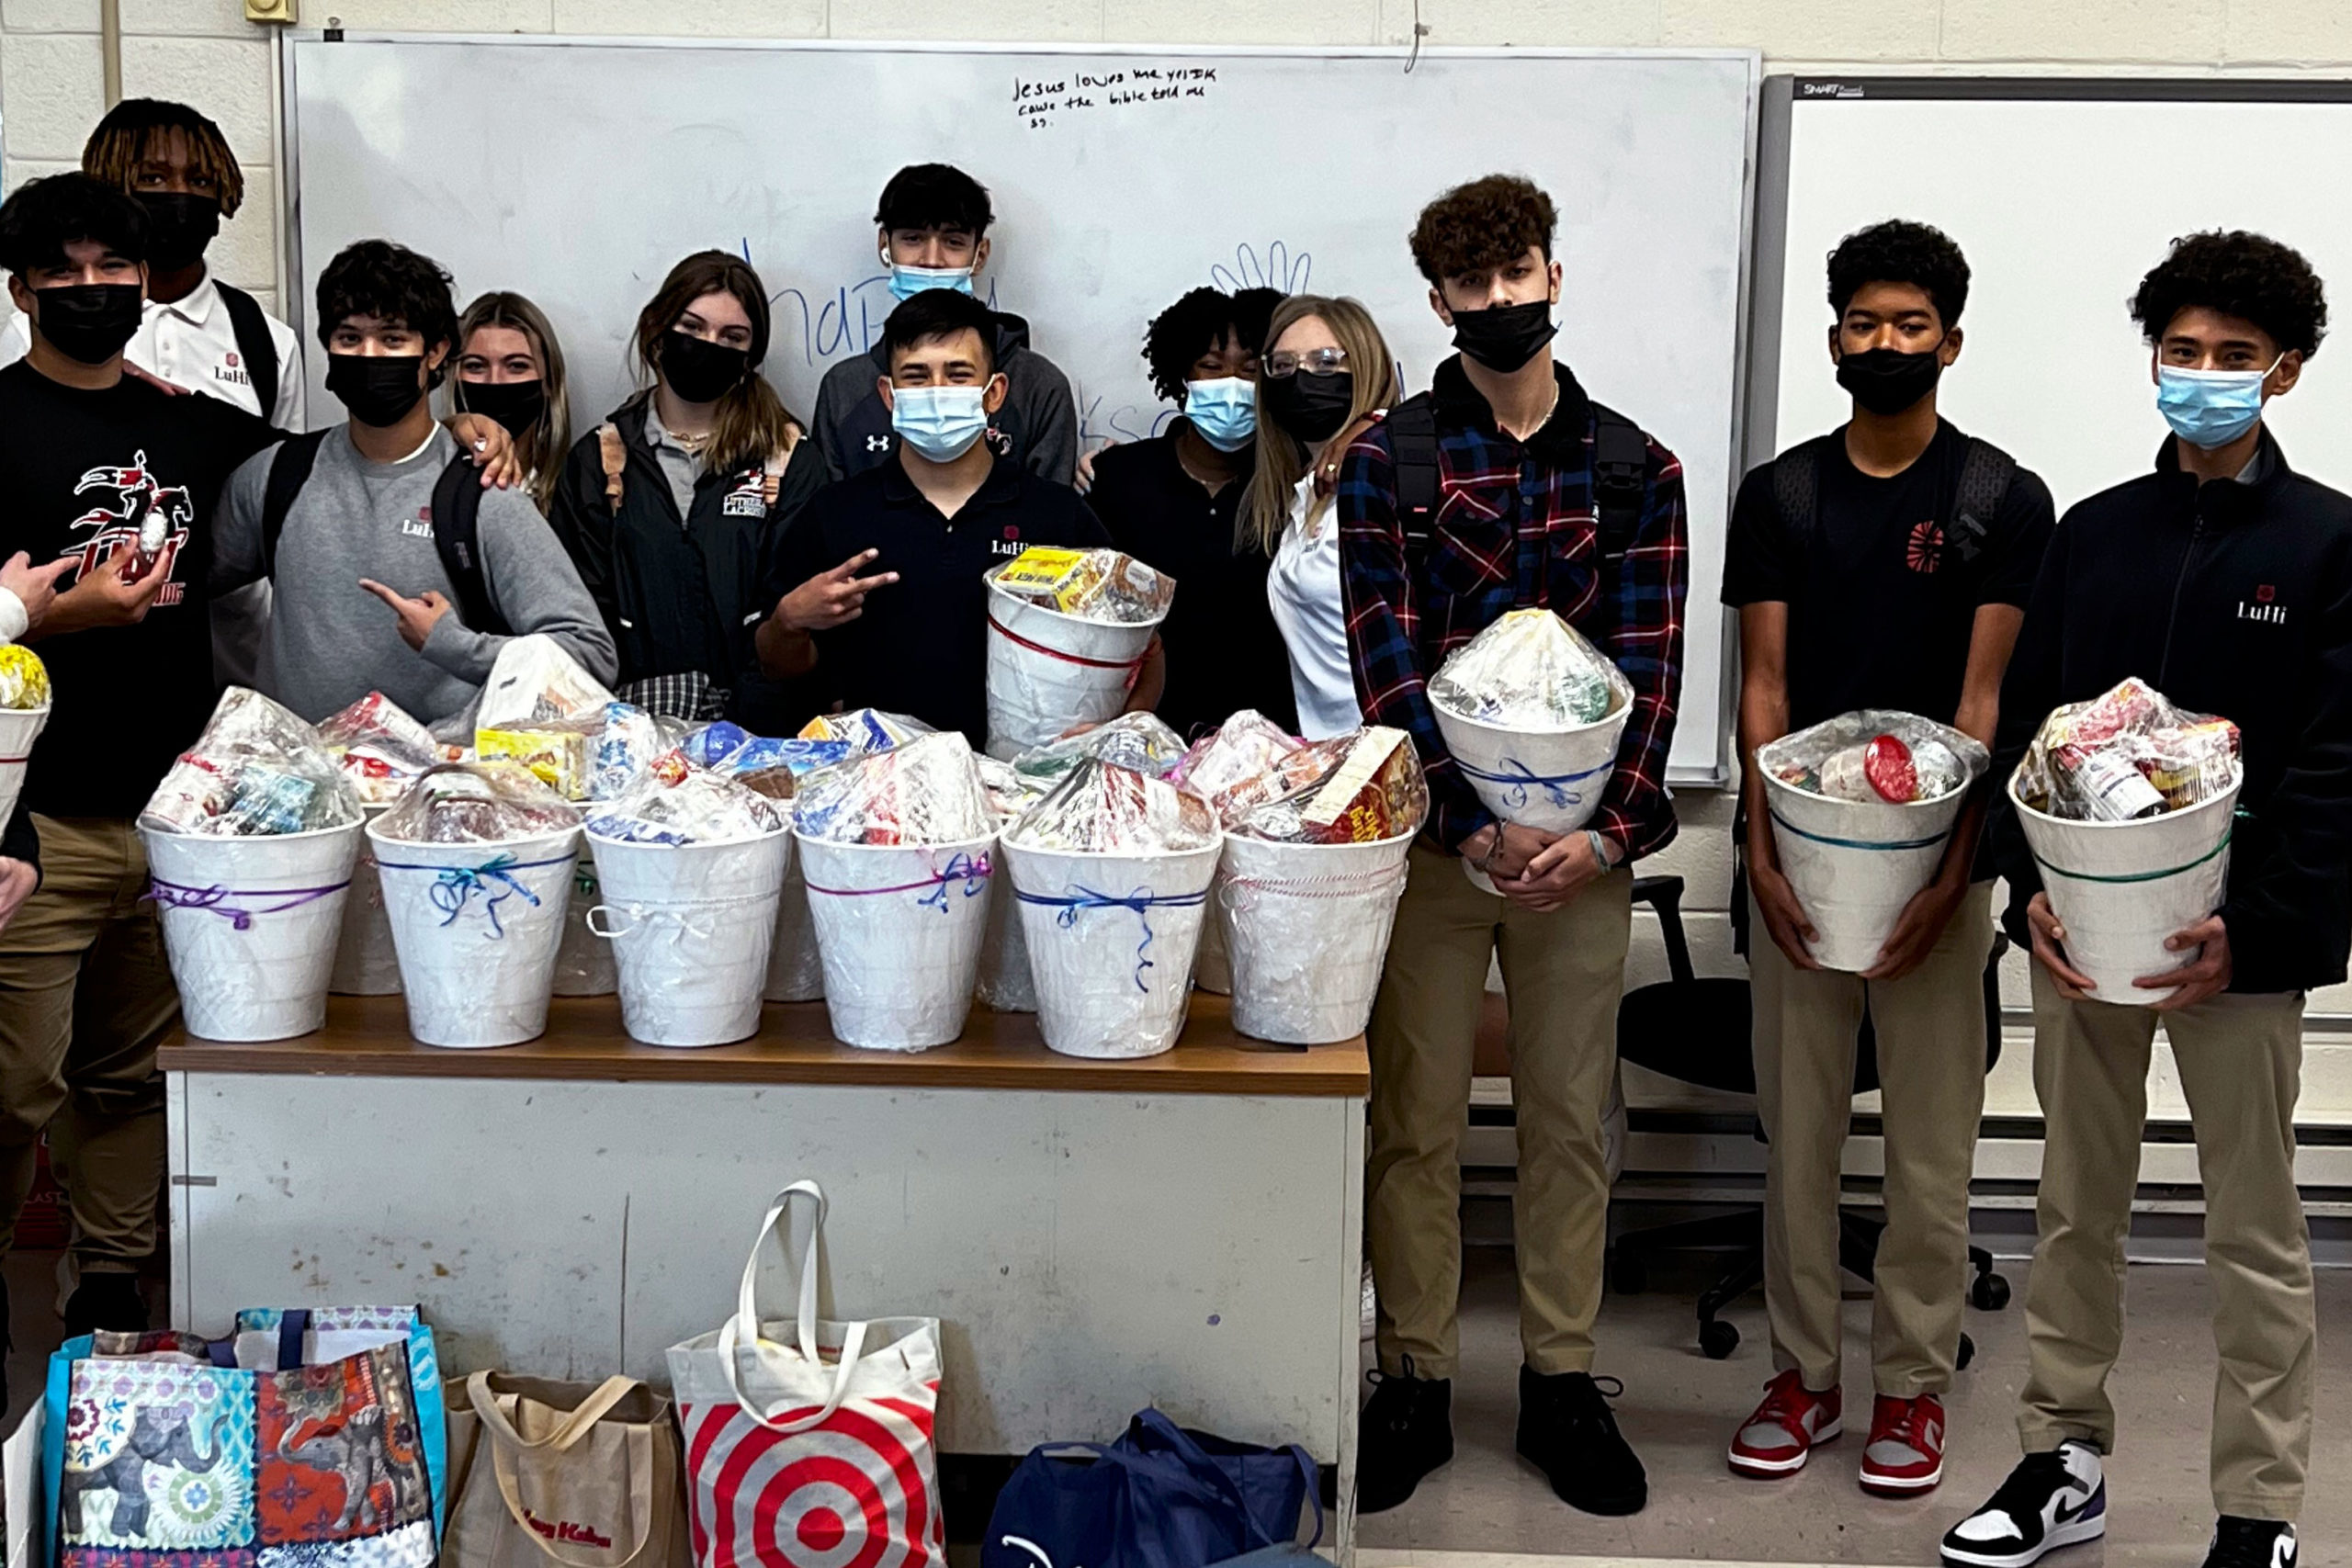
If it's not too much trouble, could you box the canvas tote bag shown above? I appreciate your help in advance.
[444,1372,690,1568]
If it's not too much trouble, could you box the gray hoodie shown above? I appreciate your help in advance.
[214,424,617,728]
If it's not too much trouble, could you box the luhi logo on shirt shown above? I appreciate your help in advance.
[402,506,435,541]
[66,448,193,606]
[989,528,1025,558]
[1905,519,1943,574]
[2239,583,2288,625]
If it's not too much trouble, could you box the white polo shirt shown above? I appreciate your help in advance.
[0,269,302,427]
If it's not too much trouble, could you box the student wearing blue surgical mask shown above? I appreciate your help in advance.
[1087,285,1291,736]
[757,288,1151,745]
[809,163,1080,486]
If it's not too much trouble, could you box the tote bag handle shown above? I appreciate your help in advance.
[469,1373,662,1568]
[1125,1409,1324,1549]
[719,1181,868,1434]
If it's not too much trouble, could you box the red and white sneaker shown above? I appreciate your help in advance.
[1861,1393,1947,1496]
[1728,1369,1844,1478]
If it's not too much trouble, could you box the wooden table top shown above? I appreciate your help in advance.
[158,993,1370,1098]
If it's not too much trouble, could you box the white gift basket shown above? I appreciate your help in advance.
[143,821,362,1041]
[799,834,995,1051]
[370,824,581,1047]
[1003,840,1221,1059]
[982,567,1168,761]
[589,830,791,1046]
[1218,829,1413,1043]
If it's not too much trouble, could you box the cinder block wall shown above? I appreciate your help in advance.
[8,0,2351,1002]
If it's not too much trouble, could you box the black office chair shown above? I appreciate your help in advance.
[1609,874,2011,1361]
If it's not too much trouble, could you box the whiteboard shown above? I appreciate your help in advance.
[1766,80,2352,511]
[282,36,1758,781]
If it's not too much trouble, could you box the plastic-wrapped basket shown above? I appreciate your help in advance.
[2010,771,2241,1007]
[142,820,363,1042]
[588,830,791,1046]
[798,833,995,1051]
[982,569,1167,761]
[1218,829,1413,1043]
[1002,837,1221,1059]
[1764,772,1972,974]
[330,805,401,996]
[0,705,50,833]
[369,824,581,1047]
[1432,703,1629,893]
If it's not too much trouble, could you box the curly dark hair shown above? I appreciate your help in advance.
[0,173,147,275]
[1139,285,1286,404]
[83,98,245,217]
[2131,231,2327,359]
[882,287,997,376]
[316,239,459,383]
[1408,174,1556,287]
[875,164,993,238]
[1826,219,1970,329]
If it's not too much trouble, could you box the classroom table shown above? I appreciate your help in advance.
[159,996,1368,1552]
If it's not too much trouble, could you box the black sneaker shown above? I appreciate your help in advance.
[1941,1441,2107,1568]
[1516,1368,1647,1516]
[62,1271,149,1338]
[1356,1359,1453,1515]
[2203,1517,2298,1568]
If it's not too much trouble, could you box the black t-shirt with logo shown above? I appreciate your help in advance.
[0,362,279,818]
[759,454,1109,746]
[1722,420,2056,731]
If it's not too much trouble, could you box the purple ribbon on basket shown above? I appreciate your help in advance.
[804,851,993,912]
[1453,755,1610,812]
[1014,883,1209,994]
[143,876,350,931]
[373,851,576,939]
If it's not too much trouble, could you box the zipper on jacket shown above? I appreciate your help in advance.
[2156,513,2203,690]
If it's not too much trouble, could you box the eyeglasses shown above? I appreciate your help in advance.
[1263,347,1350,378]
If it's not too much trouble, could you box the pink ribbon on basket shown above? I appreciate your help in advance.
[985,614,1148,692]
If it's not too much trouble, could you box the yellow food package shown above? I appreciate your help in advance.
[0,644,51,710]
[992,547,1102,613]
[477,728,590,799]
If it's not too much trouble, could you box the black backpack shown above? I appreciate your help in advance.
[259,431,510,637]
[1384,390,1651,566]
[216,281,279,421]
[1768,431,2018,567]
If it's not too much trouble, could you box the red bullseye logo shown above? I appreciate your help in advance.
[683,1395,941,1568]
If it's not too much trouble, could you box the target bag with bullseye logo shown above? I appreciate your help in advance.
[665,1182,944,1568]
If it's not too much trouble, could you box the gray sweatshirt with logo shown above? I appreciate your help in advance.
[213,424,617,728]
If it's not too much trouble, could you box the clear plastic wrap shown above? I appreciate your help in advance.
[1428,607,1632,728]
[141,687,366,837]
[1172,710,1300,803]
[588,829,792,1046]
[718,737,856,801]
[2014,677,2243,822]
[1211,727,1429,844]
[977,755,1039,822]
[1011,712,1189,786]
[798,708,933,750]
[0,643,51,709]
[792,730,996,846]
[477,633,616,728]
[318,691,440,807]
[991,546,1176,623]
[583,750,786,845]
[1758,710,1988,807]
[1003,758,1219,853]
[1218,830,1414,1044]
[375,761,583,843]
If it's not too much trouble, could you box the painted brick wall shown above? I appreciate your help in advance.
[6,0,2350,1001]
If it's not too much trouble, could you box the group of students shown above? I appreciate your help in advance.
[0,92,2335,1568]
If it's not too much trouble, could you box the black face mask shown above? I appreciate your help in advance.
[30,283,143,366]
[1261,370,1356,444]
[662,331,750,403]
[138,193,220,272]
[1450,299,1558,374]
[1835,346,1944,416]
[458,378,546,438]
[325,352,427,427]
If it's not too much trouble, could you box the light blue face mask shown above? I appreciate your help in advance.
[2155,356,2280,450]
[885,260,977,303]
[1182,377,1257,452]
[889,383,991,462]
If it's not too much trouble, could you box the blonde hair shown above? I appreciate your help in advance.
[1242,295,1402,554]
[631,250,802,479]
[449,290,571,513]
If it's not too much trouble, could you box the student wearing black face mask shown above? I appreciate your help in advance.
[548,251,824,726]
[1721,220,2053,1499]
[451,291,571,514]
[211,240,609,730]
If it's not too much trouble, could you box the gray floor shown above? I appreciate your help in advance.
[1357,1245,2351,1567]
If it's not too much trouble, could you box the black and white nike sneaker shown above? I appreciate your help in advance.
[1941,1440,2107,1568]
[2202,1517,2297,1568]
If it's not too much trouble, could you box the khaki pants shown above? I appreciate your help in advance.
[1365,841,1632,1379]
[1748,882,1992,1397]
[2018,967,2312,1521]
[0,815,177,1273]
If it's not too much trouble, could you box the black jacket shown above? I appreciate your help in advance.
[1988,431,2352,993]
[547,395,825,728]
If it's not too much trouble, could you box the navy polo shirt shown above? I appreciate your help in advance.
[762,453,1110,745]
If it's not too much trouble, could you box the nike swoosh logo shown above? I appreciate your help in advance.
[2052,1498,2090,1526]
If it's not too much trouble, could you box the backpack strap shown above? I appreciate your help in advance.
[259,429,332,579]
[430,456,511,637]
[1385,392,1441,563]
[1947,435,2018,566]
[216,281,279,422]
[1589,403,1650,564]
[596,423,628,514]
[1769,438,1825,558]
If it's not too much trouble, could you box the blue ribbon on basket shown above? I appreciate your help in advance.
[1453,755,1610,811]
[1015,884,1209,994]
[143,876,351,931]
[373,852,576,939]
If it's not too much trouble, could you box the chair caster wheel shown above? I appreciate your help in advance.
[1958,1331,1976,1371]
[1972,1271,2012,1312]
[1700,1319,1739,1360]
